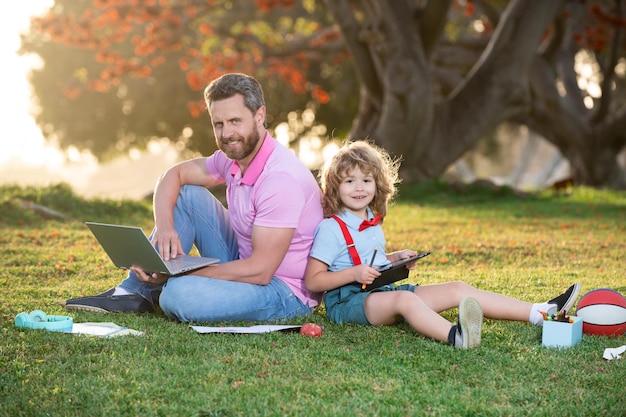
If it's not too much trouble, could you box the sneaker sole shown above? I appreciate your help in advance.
[559,283,581,314]
[65,304,110,314]
[459,297,483,349]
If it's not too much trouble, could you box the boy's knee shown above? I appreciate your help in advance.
[395,289,421,306]
[448,281,476,301]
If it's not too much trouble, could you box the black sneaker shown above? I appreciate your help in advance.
[547,283,581,315]
[456,297,483,349]
[65,289,154,313]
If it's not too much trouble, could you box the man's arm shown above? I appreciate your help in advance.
[136,225,294,286]
[137,158,298,286]
[152,158,221,260]
[190,225,294,285]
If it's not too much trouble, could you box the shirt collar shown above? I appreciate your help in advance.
[337,207,375,231]
[229,131,275,185]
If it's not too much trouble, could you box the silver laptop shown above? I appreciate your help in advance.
[85,222,219,275]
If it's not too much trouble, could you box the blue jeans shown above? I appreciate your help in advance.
[119,185,313,322]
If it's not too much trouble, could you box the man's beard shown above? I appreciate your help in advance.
[218,128,261,161]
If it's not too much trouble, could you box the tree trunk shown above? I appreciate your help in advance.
[328,0,565,181]
[518,0,626,189]
[566,146,626,188]
[326,0,626,189]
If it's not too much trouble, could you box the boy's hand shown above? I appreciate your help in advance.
[353,264,380,285]
[392,249,419,269]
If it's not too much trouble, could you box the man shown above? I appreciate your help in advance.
[66,73,324,322]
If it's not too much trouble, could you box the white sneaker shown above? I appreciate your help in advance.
[457,297,483,349]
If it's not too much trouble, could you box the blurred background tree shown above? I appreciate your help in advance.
[21,0,626,188]
[21,0,357,162]
[328,0,625,188]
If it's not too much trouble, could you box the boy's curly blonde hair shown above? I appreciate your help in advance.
[319,140,401,219]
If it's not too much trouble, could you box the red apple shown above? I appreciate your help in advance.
[299,322,323,338]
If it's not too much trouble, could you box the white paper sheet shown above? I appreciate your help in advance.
[603,345,626,360]
[68,322,144,337]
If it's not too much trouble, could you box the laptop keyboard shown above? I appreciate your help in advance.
[165,257,189,269]
[165,256,211,271]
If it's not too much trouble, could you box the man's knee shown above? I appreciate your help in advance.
[179,184,208,199]
[158,281,189,321]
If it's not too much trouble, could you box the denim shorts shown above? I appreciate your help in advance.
[324,283,417,325]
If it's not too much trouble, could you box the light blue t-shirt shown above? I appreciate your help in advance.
[310,208,391,271]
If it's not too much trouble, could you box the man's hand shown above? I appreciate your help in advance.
[131,266,170,286]
[151,225,184,261]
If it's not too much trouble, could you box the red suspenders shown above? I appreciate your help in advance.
[331,215,362,266]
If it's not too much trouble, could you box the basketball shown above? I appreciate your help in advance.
[575,288,626,337]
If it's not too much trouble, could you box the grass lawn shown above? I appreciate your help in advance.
[1,182,625,417]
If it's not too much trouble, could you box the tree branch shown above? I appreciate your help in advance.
[417,0,453,57]
[324,0,383,103]
[436,0,566,167]
[558,2,591,115]
[591,0,625,123]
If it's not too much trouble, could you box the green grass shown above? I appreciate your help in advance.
[1,181,625,417]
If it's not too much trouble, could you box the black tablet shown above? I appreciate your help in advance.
[361,251,431,292]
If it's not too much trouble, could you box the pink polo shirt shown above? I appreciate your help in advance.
[205,132,323,307]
